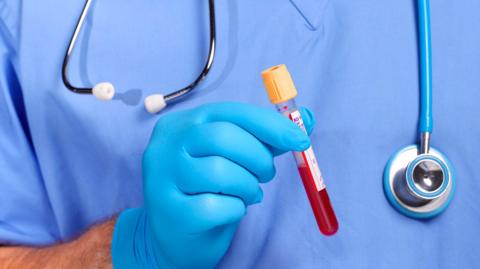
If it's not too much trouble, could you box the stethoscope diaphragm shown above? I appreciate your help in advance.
[384,146,455,218]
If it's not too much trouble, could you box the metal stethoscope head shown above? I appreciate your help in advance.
[384,137,454,219]
[62,0,216,114]
[384,0,455,219]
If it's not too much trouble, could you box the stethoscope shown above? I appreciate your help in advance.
[63,0,455,218]
[384,0,455,218]
[62,0,216,114]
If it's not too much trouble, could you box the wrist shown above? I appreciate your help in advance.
[112,208,167,269]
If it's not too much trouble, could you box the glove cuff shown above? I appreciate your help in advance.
[112,208,162,269]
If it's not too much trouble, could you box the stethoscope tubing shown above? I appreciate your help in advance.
[164,0,216,105]
[418,0,433,134]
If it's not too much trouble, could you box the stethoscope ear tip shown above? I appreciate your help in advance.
[144,94,166,114]
[93,82,115,101]
[90,85,167,114]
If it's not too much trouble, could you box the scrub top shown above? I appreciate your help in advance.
[1,0,479,268]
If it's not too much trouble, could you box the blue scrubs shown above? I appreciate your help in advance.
[1,0,480,268]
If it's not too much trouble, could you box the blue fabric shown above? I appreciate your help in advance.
[0,0,479,268]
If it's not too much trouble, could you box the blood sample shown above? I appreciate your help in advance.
[261,64,338,236]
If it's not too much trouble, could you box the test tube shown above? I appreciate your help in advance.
[261,64,338,236]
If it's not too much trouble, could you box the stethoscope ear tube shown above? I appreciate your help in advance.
[62,0,217,110]
[61,0,94,95]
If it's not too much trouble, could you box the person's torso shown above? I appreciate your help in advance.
[12,0,480,268]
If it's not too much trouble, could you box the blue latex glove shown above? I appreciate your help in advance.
[112,102,315,269]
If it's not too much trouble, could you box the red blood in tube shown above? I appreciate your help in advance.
[298,166,338,236]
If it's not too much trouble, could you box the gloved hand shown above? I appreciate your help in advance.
[112,102,315,269]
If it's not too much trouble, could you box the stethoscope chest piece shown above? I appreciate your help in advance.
[384,145,455,219]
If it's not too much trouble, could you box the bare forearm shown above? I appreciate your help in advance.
[0,219,115,269]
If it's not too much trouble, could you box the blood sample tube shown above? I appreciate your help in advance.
[261,64,338,236]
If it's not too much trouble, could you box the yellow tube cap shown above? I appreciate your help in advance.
[261,64,297,104]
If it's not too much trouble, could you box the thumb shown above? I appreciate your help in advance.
[271,107,316,156]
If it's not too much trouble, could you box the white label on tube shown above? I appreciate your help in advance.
[289,110,326,192]
[302,147,326,191]
[290,110,307,133]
